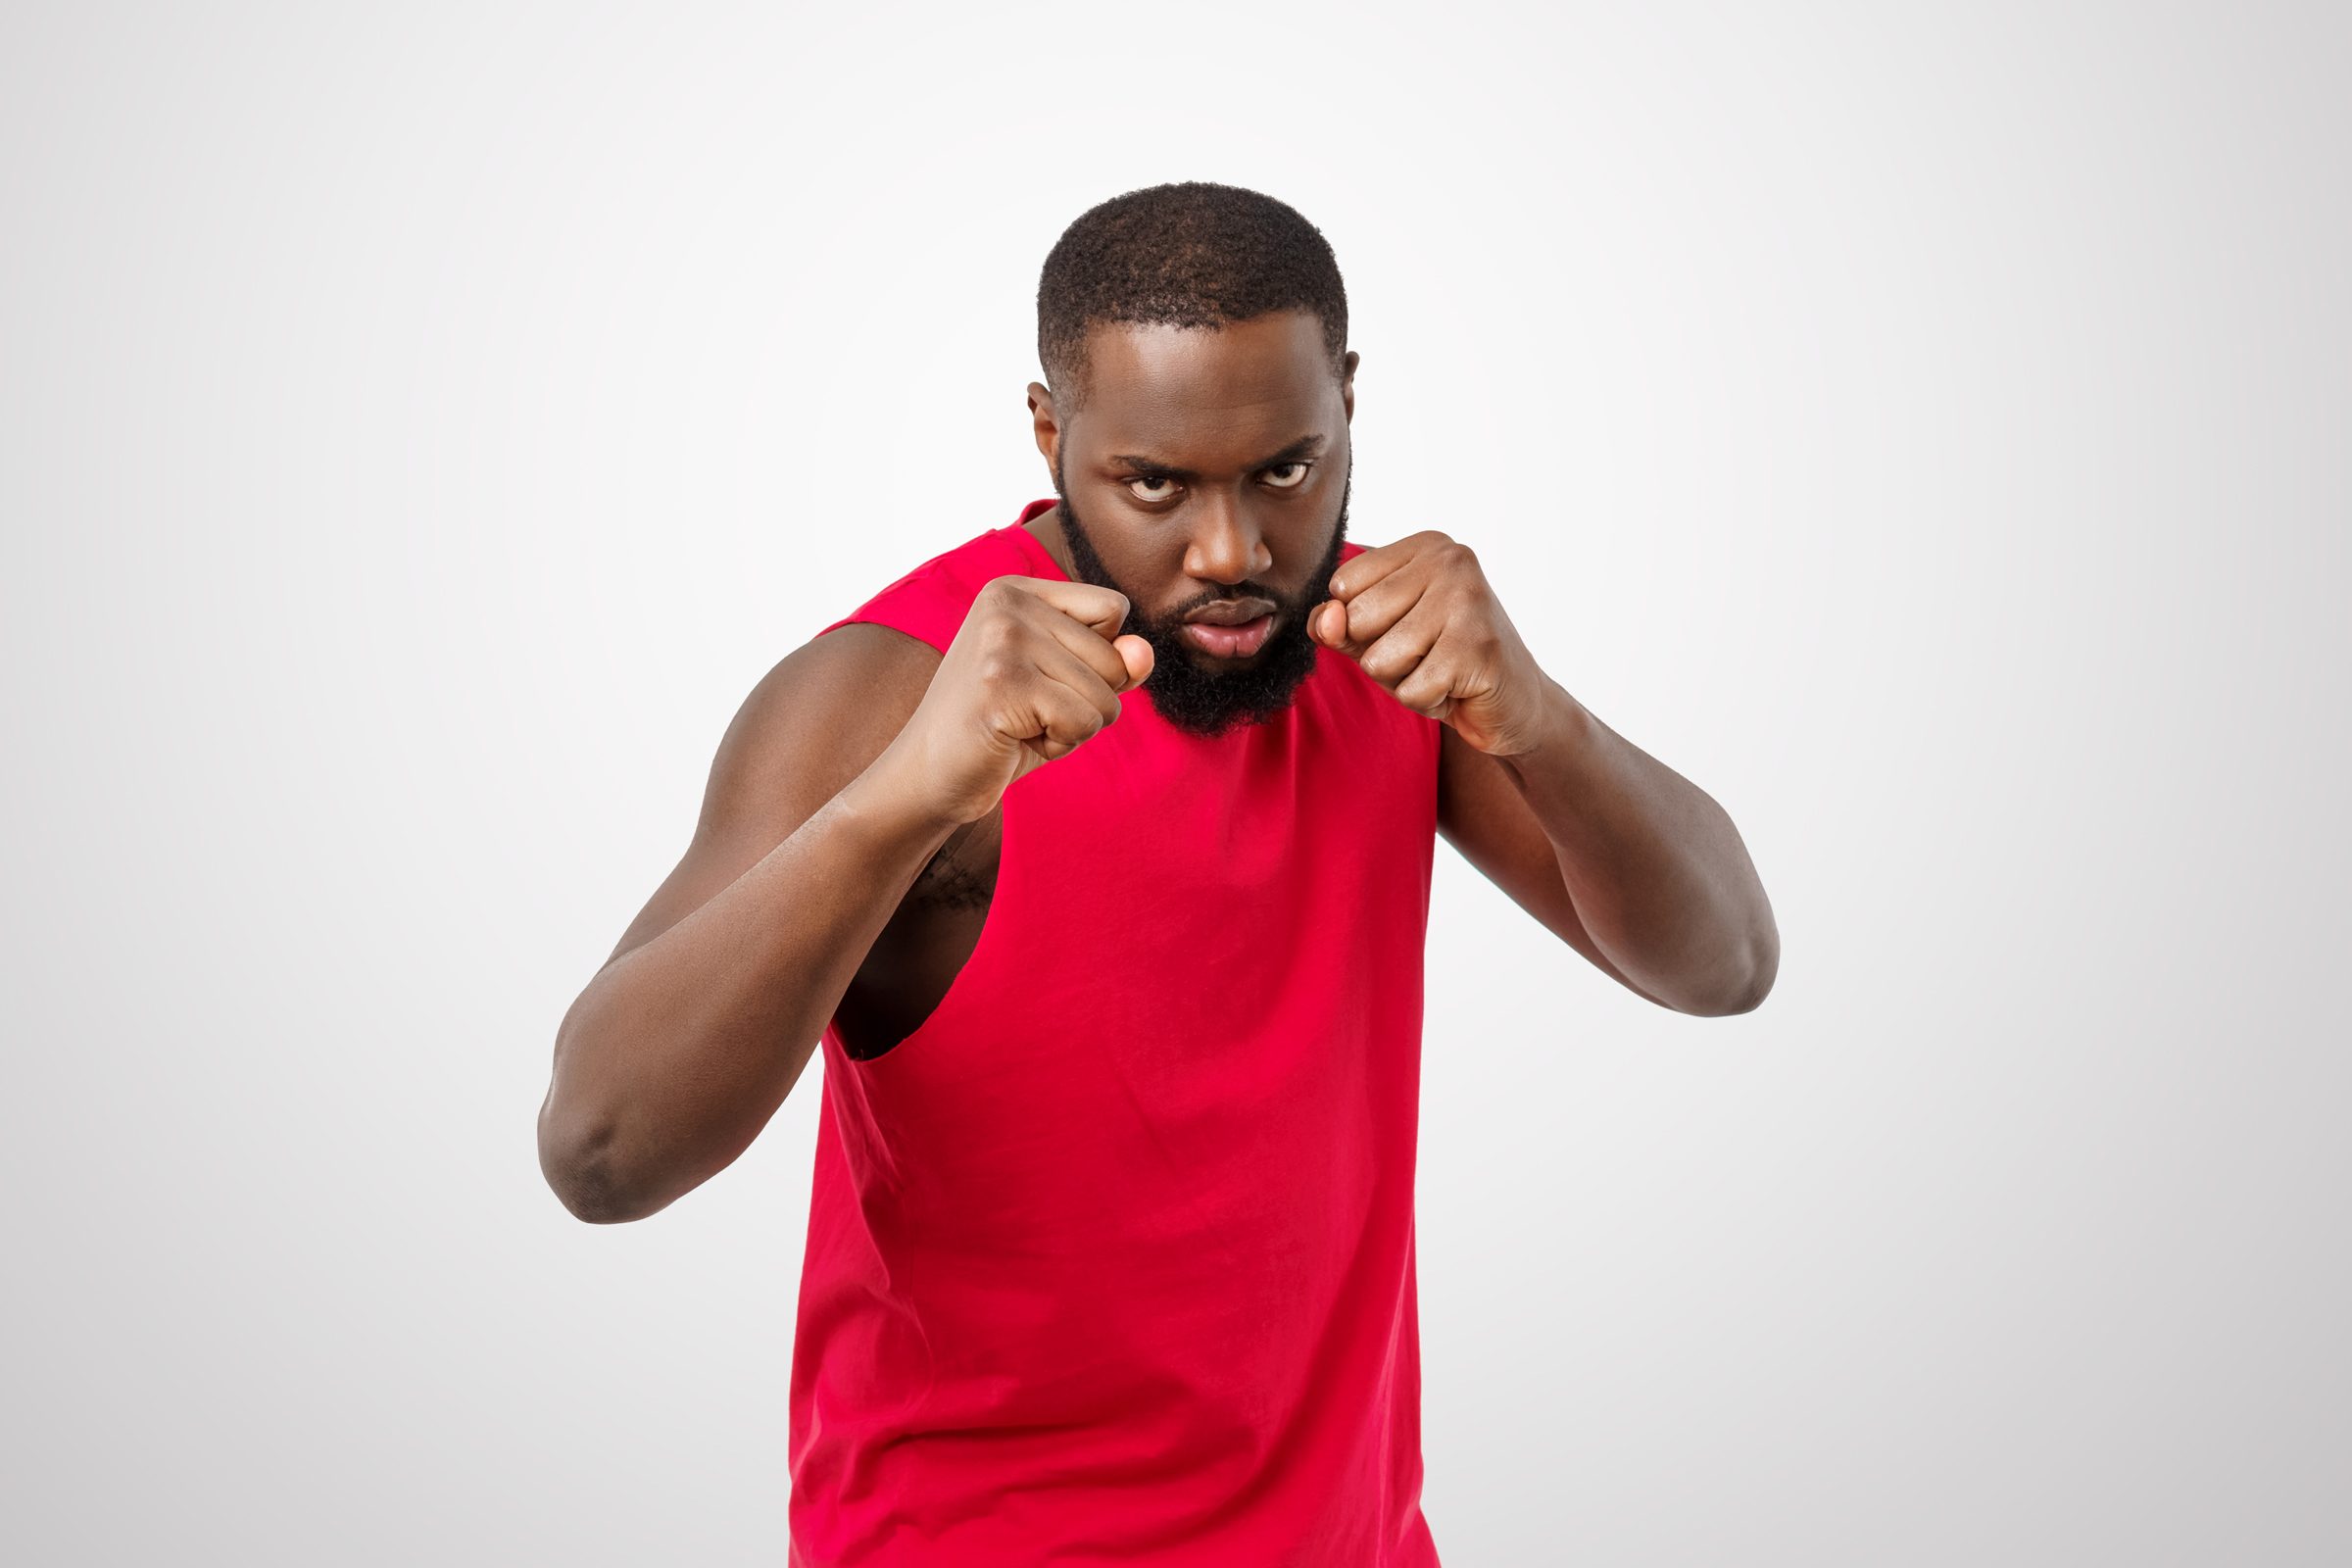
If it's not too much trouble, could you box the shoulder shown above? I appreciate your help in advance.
[752,522,1046,819]
[700,622,938,845]
[595,615,944,973]
[815,526,1045,656]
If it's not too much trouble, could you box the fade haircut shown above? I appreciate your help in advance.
[1036,181,1349,416]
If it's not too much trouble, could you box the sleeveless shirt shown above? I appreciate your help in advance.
[787,498,1446,1566]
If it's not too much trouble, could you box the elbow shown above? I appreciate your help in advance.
[540,1004,671,1223]
[1707,976,1772,1017]
[548,1159,654,1226]
[1714,931,1781,1016]
[538,1104,658,1225]
[1678,929,1780,1018]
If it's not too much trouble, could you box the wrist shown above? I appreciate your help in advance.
[1503,675,1594,771]
[843,740,973,844]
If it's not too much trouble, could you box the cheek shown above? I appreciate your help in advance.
[1085,532,1176,619]
[1109,535,1187,594]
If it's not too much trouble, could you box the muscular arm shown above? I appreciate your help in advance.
[1438,676,1778,1017]
[536,625,953,1223]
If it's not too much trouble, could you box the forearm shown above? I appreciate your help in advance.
[539,753,957,1221]
[1501,674,1778,1015]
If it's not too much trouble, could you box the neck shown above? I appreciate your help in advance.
[1023,505,1077,579]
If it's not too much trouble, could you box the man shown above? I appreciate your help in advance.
[539,181,1778,1566]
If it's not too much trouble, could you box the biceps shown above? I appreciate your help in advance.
[601,627,932,972]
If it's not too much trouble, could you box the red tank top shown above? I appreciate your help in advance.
[789,499,1445,1566]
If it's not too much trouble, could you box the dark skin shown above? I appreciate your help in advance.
[537,308,1774,1222]
[1027,310,1778,1016]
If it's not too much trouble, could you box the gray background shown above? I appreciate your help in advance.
[4,1,2345,1562]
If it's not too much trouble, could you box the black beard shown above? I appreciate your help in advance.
[1054,460,1351,739]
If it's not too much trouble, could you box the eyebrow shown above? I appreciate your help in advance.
[1106,433,1327,481]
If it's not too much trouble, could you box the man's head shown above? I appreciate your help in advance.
[1030,182,1359,738]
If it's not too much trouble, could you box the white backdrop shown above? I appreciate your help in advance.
[4,2,2346,1562]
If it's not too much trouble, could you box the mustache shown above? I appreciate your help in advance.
[1170,590,1286,621]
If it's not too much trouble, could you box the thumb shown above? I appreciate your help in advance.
[1311,600,1349,647]
[1113,632,1155,689]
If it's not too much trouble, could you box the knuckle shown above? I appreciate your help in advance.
[979,617,1025,662]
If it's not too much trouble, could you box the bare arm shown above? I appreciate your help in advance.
[538,573,1152,1225]
[536,625,951,1224]
[1437,717,1670,1010]
[1311,530,1776,1019]
[1480,674,1778,1016]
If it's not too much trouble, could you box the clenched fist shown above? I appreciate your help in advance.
[887,576,1154,827]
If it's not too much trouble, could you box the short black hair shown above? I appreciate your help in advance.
[1036,181,1349,415]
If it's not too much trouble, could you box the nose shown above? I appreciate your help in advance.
[1183,492,1273,586]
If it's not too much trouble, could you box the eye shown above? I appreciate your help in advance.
[1261,462,1311,490]
[1124,474,1182,504]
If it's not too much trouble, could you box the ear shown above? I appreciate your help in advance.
[1340,351,1358,423]
[1026,380,1063,470]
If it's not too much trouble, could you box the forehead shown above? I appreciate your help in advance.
[1070,310,1338,455]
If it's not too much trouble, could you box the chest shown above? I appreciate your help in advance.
[830,659,1438,1064]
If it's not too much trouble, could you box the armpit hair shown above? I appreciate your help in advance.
[913,836,997,913]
